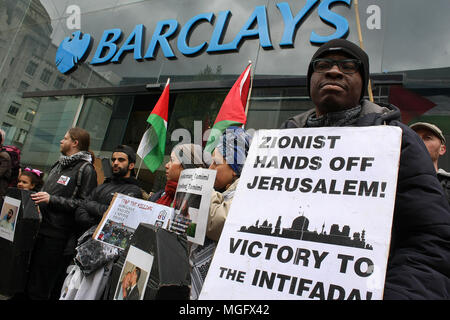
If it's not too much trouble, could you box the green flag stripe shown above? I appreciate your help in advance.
[204,120,243,153]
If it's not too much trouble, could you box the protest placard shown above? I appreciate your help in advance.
[0,196,21,242]
[200,126,402,300]
[169,168,216,245]
[93,193,174,250]
[114,245,154,300]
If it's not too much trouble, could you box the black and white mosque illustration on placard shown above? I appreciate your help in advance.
[239,209,373,250]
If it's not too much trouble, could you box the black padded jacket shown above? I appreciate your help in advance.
[74,176,143,231]
[281,100,450,300]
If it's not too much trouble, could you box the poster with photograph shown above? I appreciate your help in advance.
[93,193,174,250]
[0,196,21,242]
[169,168,216,245]
[200,127,402,300]
[114,245,154,300]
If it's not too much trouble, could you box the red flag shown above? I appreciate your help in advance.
[389,85,436,124]
[205,63,252,152]
[150,79,170,121]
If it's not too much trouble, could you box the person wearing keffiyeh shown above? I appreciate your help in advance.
[189,126,252,300]
[25,127,97,300]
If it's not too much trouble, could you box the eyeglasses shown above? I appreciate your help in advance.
[24,167,43,177]
[312,58,361,74]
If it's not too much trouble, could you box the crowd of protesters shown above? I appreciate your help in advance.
[0,39,449,300]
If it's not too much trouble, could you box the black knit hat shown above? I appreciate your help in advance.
[113,145,136,164]
[307,39,369,101]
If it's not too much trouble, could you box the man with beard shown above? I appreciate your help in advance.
[27,127,98,300]
[54,145,144,300]
[280,39,450,299]
[75,144,143,232]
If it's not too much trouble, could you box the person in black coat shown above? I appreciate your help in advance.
[75,145,143,231]
[27,127,98,300]
[409,122,450,206]
[124,267,141,300]
[280,39,450,299]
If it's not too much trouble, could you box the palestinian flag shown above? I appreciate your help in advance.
[204,63,252,153]
[137,79,170,172]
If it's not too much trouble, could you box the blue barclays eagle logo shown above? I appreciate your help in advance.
[55,31,92,74]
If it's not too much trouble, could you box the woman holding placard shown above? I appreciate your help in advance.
[190,126,252,300]
[149,143,208,206]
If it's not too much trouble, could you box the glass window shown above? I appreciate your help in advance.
[40,68,53,83]
[20,96,82,172]
[76,96,115,152]
[1,123,13,145]
[16,129,28,144]
[1,122,12,131]
[7,102,20,116]
[18,81,30,92]
[24,108,36,122]
[25,61,39,76]
[247,87,311,130]
[54,76,65,89]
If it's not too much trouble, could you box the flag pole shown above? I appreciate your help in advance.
[136,146,145,179]
[354,0,374,102]
[243,61,254,129]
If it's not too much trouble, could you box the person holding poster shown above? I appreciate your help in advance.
[280,39,450,299]
[75,145,143,232]
[190,127,252,300]
[149,143,208,206]
[59,145,142,300]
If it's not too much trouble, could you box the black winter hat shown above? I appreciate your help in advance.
[307,39,369,101]
[113,145,137,164]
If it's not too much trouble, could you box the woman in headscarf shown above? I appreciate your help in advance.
[190,126,252,300]
[149,143,208,206]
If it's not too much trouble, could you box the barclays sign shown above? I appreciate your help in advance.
[56,0,352,74]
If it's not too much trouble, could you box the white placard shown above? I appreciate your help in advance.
[0,196,21,242]
[114,245,154,300]
[93,193,174,250]
[169,168,216,245]
[200,126,402,300]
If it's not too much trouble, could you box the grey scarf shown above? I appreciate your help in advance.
[306,105,362,127]
[59,151,92,168]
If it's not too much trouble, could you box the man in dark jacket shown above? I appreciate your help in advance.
[26,127,97,300]
[0,129,12,199]
[410,122,450,205]
[75,145,143,231]
[280,39,450,299]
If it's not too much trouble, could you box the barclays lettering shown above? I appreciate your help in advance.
[56,1,351,73]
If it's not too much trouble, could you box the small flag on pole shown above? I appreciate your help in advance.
[137,79,170,172]
[204,63,252,153]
